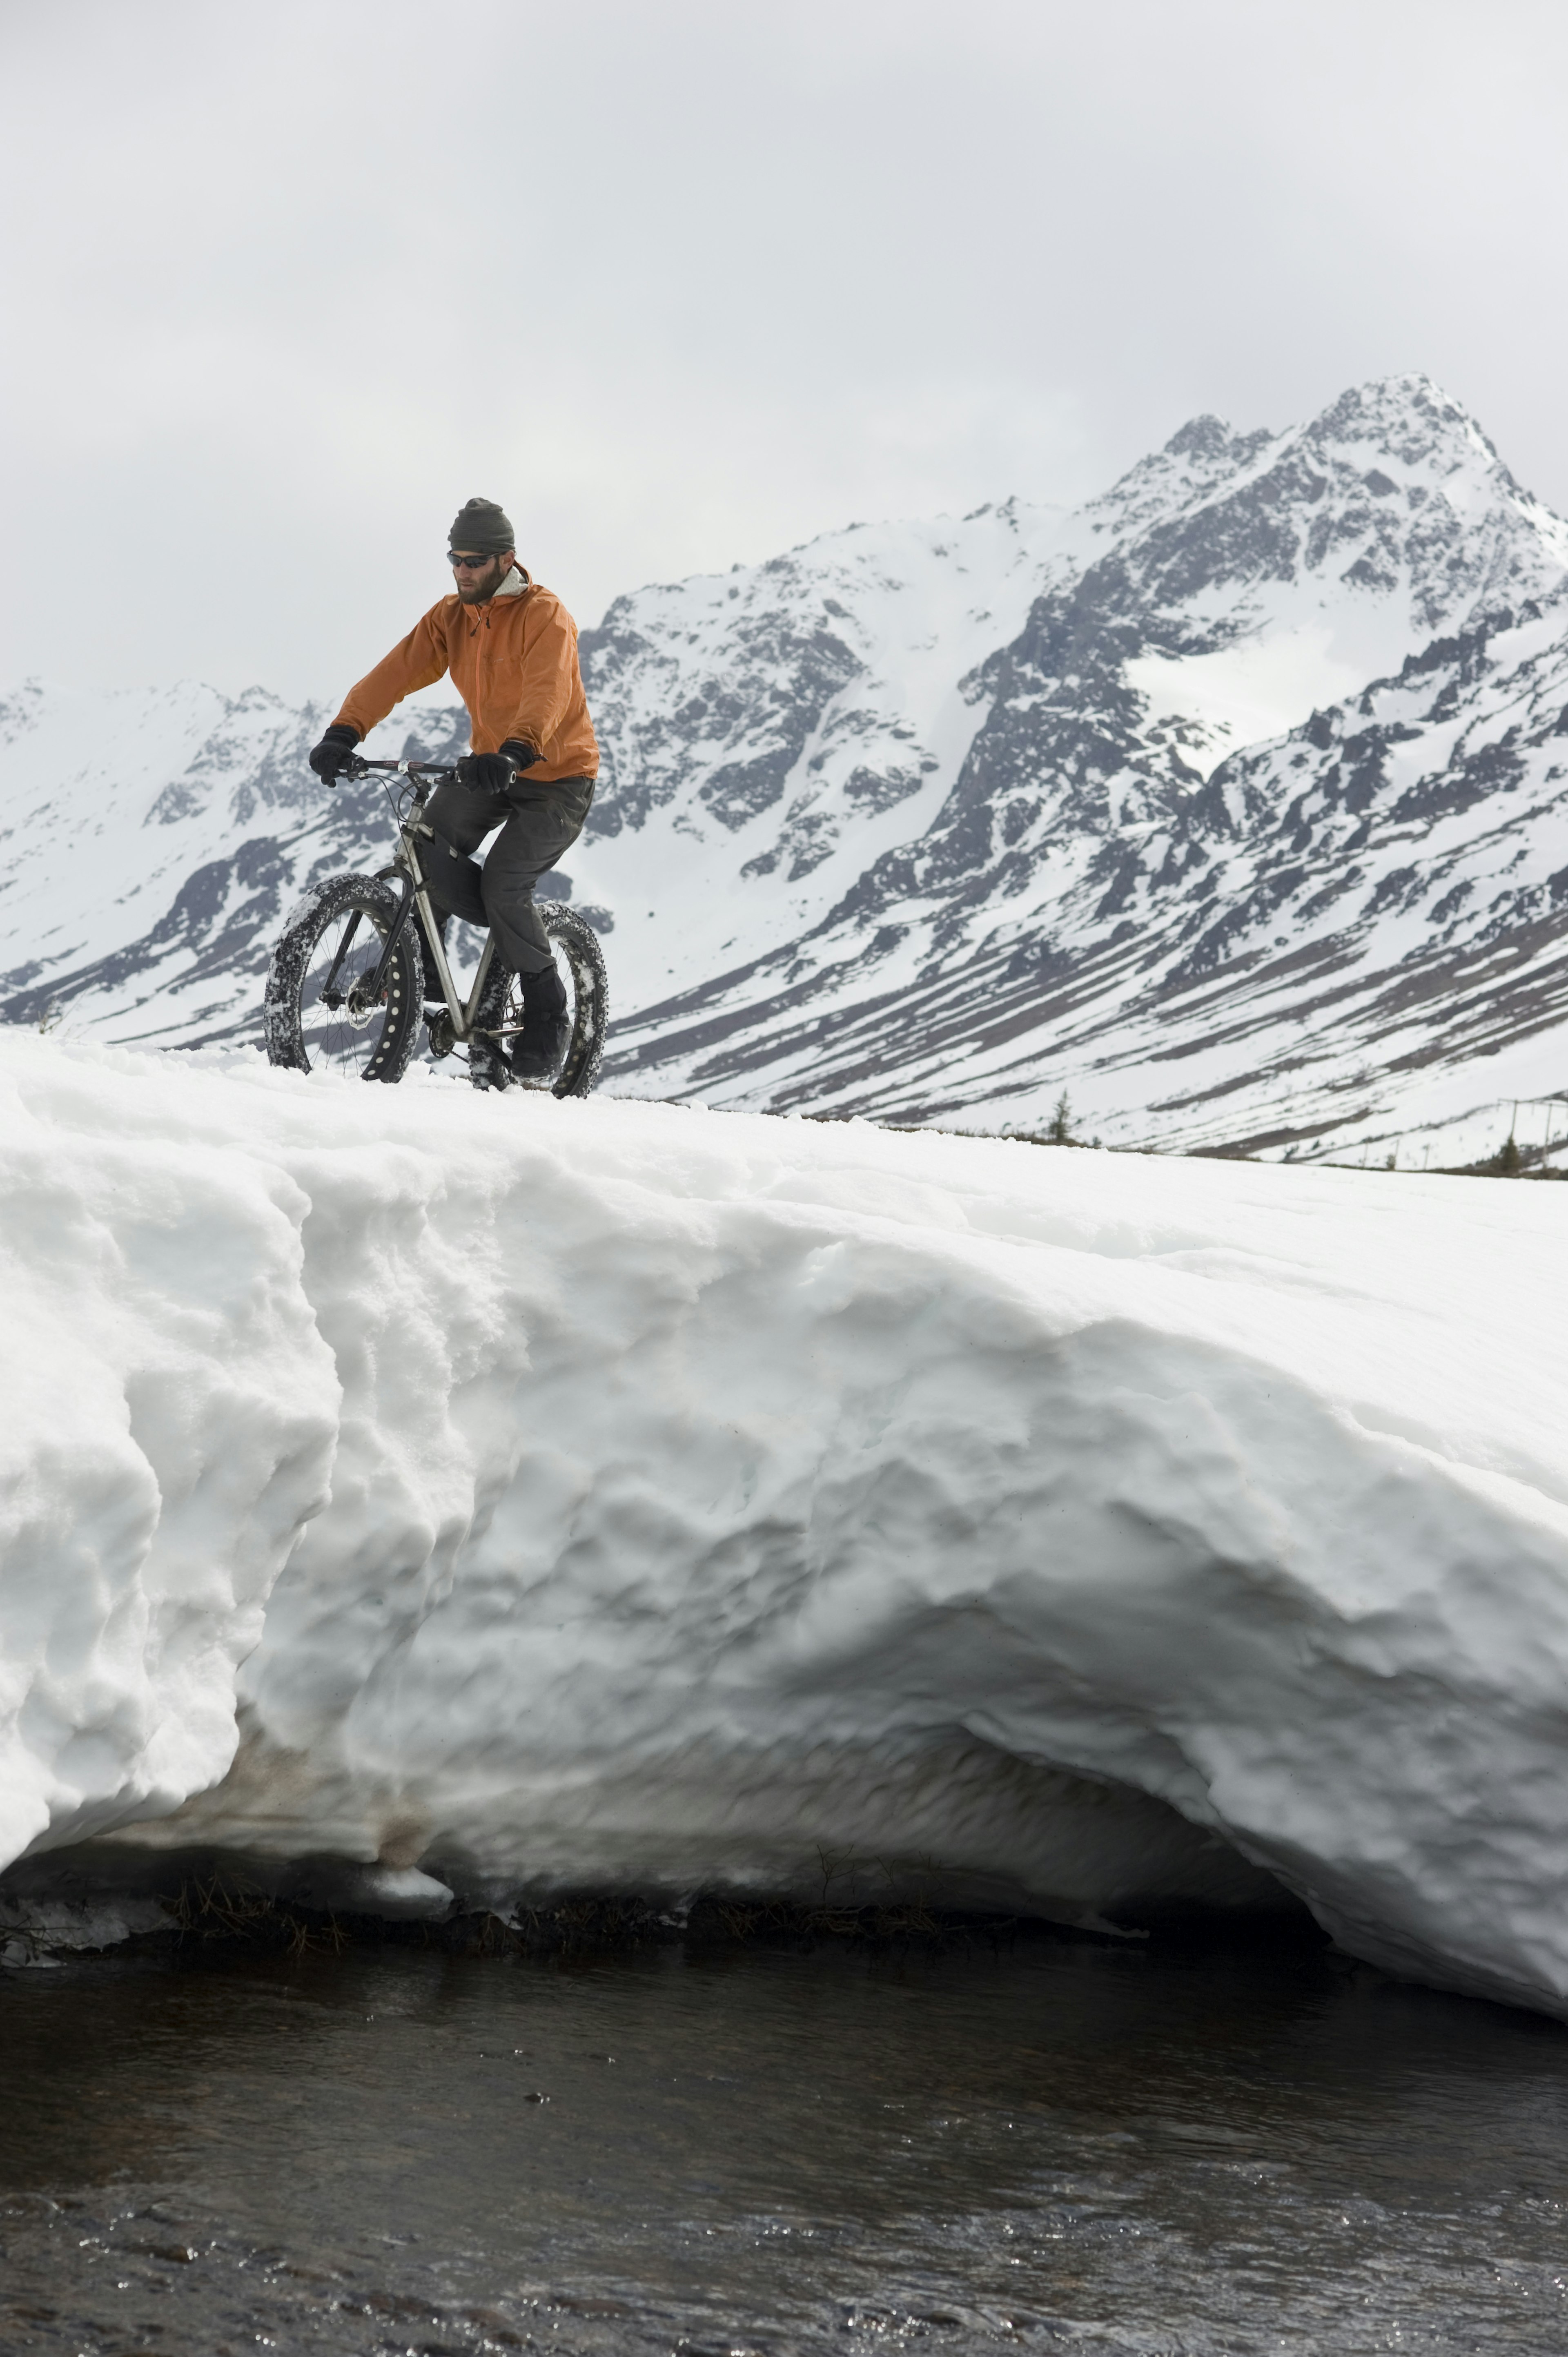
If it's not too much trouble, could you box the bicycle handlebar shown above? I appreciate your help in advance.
[328,754,531,804]
[342,756,455,780]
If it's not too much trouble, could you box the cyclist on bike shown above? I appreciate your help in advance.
[307,497,598,1088]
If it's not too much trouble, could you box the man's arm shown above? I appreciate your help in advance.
[334,605,452,741]
[502,597,580,757]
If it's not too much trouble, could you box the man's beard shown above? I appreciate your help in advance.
[457,560,507,603]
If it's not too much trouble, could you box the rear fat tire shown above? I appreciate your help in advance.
[264,873,422,1083]
[534,901,608,1099]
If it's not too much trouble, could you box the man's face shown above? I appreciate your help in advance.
[450,548,514,604]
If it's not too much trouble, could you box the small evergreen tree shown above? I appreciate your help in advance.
[1048,1090,1074,1145]
[1499,1133,1521,1176]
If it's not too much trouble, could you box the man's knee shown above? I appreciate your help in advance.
[424,778,501,856]
[423,832,488,926]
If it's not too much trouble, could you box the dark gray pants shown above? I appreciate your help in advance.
[422,773,595,974]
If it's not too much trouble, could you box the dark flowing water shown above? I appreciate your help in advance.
[2,1933,1566,2354]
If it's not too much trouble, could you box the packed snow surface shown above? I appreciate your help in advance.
[4,1032,1568,2015]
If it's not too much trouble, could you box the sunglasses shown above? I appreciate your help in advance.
[448,550,499,570]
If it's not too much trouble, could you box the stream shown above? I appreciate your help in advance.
[2,1930,1566,2353]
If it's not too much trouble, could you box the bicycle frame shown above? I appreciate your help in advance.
[338,756,505,1046]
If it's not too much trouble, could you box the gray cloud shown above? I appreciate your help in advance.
[4,0,1566,700]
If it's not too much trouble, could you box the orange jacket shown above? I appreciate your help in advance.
[335,570,598,782]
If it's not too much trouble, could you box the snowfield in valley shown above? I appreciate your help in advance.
[4,1029,1568,2016]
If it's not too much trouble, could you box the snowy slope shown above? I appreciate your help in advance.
[7,376,1568,1162]
[587,378,1568,1153]
[577,499,1073,987]
[8,1032,1568,2017]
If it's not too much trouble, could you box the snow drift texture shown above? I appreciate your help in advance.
[5,1030,1568,2017]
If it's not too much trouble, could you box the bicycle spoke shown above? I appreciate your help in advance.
[301,915,394,1075]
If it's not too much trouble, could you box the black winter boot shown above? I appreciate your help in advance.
[507,961,570,1084]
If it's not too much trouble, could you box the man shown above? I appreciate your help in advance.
[308,497,598,1087]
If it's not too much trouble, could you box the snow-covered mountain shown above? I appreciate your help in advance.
[8,375,1568,1161]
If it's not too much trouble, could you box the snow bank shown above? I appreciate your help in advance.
[4,1032,1568,2014]
[0,1044,335,1866]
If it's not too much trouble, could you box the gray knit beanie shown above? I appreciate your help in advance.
[448,497,515,554]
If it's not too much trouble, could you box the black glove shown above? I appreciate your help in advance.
[456,740,540,795]
[309,723,360,783]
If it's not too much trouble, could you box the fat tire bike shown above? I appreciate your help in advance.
[263,756,608,1095]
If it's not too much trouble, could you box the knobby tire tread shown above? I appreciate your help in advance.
[264,872,422,1084]
[538,900,609,1099]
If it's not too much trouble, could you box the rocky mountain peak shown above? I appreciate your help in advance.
[1085,413,1273,545]
[1302,372,1499,470]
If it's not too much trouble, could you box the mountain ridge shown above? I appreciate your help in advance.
[5,373,1568,1167]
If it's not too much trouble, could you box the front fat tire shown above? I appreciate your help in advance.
[264,872,422,1083]
[537,901,609,1098]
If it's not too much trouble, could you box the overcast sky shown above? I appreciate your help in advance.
[4,0,1567,703]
